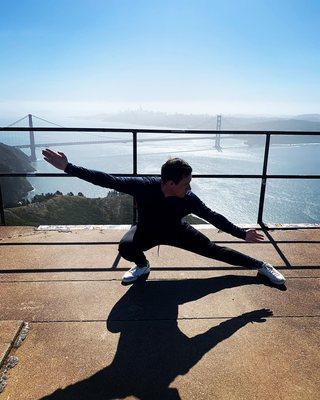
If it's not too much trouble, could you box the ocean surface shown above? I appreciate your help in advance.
[1,122,319,225]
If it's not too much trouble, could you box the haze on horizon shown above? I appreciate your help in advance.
[1,0,319,121]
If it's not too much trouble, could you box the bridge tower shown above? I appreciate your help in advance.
[28,114,37,162]
[215,114,222,150]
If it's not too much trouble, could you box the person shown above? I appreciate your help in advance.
[42,148,286,286]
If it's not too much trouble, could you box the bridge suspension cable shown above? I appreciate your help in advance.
[31,114,64,128]
[6,114,64,128]
[6,115,29,127]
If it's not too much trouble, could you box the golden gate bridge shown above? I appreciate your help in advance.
[3,114,224,162]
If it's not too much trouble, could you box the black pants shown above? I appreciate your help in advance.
[118,224,264,269]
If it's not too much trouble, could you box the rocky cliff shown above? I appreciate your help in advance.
[0,143,35,207]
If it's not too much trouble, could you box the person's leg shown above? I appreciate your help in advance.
[118,226,159,284]
[162,224,263,268]
[118,225,158,266]
[161,224,285,284]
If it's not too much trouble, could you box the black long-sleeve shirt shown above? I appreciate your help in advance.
[64,163,247,240]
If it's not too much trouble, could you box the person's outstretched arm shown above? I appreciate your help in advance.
[189,192,264,242]
[42,148,145,196]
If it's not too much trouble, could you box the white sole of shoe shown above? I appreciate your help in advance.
[122,271,150,285]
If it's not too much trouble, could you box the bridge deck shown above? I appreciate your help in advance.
[14,134,223,149]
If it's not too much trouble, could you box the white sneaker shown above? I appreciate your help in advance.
[122,261,150,284]
[258,262,286,285]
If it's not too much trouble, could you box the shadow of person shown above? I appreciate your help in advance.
[42,275,274,400]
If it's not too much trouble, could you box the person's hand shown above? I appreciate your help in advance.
[42,148,68,171]
[245,229,265,242]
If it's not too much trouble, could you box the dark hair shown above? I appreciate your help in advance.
[161,158,192,184]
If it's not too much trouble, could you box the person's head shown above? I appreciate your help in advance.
[161,158,192,198]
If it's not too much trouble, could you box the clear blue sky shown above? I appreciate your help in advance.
[1,0,319,118]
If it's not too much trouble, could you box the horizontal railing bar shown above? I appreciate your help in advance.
[1,127,320,135]
[1,239,319,246]
[1,173,319,179]
[0,266,319,274]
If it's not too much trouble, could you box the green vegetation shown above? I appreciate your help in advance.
[4,190,134,226]
[4,190,206,226]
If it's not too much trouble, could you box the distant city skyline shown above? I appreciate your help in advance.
[1,0,319,119]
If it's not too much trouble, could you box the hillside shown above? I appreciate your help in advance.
[0,143,35,207]
[4,191,133,225]
[4,191,206,226]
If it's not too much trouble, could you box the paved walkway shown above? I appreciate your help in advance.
[0,226,319,399]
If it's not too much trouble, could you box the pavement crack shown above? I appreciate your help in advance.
[28,315,320,324]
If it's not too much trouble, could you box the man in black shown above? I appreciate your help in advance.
[42,148,285,286]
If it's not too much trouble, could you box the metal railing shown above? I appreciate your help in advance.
[0,127,319,227]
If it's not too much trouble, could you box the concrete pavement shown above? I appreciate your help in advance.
[0,226,319,399]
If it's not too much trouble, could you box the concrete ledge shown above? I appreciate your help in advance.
[0,320,23,368]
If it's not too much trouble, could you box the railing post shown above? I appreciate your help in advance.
[0,183,6,226]
[132,131,138,225]
[257,133,271,225]
[28,114,37,162]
